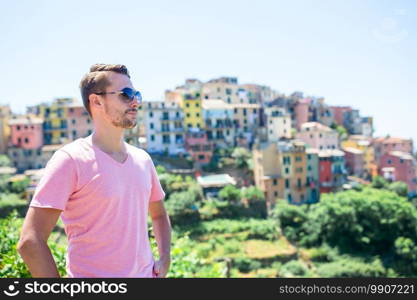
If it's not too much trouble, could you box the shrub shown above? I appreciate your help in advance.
[0,210,67,278]
[232,257,261,273]
[279,260,311,277]
[316,257,386,277]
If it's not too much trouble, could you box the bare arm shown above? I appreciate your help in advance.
[17,207,62,278]
[149,201,171,277]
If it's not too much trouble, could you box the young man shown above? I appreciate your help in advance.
[18,64,171,278]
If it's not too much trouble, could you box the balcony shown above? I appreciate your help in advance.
[160,116,182,121]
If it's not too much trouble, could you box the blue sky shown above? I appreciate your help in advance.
[1,0,416,145]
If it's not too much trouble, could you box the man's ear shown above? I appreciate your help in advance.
[89,94,103,109]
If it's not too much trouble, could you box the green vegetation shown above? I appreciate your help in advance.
[1,172,417,277]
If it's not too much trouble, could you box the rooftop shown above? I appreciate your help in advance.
[197,174,236,188]
[301,122,333,132]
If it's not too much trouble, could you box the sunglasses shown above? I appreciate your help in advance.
[96,87,142,103]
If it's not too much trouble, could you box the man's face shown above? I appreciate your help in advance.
[100,72,139,129]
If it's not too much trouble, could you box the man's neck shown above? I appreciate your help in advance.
[91,127,126,154]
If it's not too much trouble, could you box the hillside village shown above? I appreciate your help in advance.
[0,76,416,208]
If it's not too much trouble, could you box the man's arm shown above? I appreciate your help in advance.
[149,200,171,278]
[17,207,62,278]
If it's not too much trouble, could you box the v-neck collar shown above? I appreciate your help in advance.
[85,135,131,166]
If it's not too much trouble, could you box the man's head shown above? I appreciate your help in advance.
[79,64,140,129]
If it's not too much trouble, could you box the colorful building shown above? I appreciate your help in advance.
[66,103,93,141]
[296,122,339,150]
[185,129,213,165]
[253,140,310,211]
[343,147,365,177]
[231,103,261,148]
[373,136,414,164]
[264,106,292,142]
[306,148,320,203]
[8,115,43,149]
[319,149,346,194]
[202,99,235,148]
[342,135,377,179]
[379,151,417,196]
[27,98,78,145]
[143,101,185,155]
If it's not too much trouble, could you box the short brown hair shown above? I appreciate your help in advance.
[79,64,131,117]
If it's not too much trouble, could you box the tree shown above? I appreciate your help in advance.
[304,188,417,254]
[0,155,11,167]
[231,148,251,169]
[165,190,200,225]
[241,186,267,218]
[218,185,241,204]
[372,175,389,189]
[388,181,408,197]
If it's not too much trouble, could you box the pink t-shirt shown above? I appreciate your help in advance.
[30,135,165,278]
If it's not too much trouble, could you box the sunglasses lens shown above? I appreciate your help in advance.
[121,88,141,102]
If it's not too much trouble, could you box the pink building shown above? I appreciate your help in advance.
[330,106,352,126]
[296,122,339,150]
[294,99,310,130]
[8,115,43,149]
[379,151,417,194]
[343,147,364,177]
[185,130,213,164]
[67,104,93,140]
[373,137,414,163]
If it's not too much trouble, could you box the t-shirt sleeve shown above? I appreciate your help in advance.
[30,149,78,211]
[149,159,165,202]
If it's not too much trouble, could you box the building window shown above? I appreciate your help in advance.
[88,130,92,135]
[162,135,170,144]
[186,113,190,118]
[149,112,153,117]
[196,103,199,107]
[73,130,77,138]
[273,179,277,185]
[285,167,289,174]
[24,125,28,129]
[87,119,91,124]
[243,109,247,116]
[31,125,34,129]
[17,126,20,131]
[196,113,200,117]
[25,138,29,144]
[297,178,302,187]
[17,137,21,144]
[387,159,392,165]
[198,154,205,160]
[274,191,278,197]
[296,156,302,162]
[72,119,76,125]
[285,179,290,188]
[150,123,154,129]
[151,135,155,141]
[186,103,190,108]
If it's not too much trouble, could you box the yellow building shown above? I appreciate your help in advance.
[253,140,308,212]
[28,98,77,145]
[180,91,204,130]
[341,135,377,177]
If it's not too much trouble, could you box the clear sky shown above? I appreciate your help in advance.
[1,0,416,145]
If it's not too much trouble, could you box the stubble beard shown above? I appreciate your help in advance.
[105,104,137,129]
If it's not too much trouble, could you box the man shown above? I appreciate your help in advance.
[18,64,171,278]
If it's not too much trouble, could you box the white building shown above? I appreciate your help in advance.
[202,99,235,148]
[264,106,292,142]
[143,101,186,155]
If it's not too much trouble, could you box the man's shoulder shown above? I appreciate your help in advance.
[57,137,91,159]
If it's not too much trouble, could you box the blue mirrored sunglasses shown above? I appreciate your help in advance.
[96,87,142,103]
